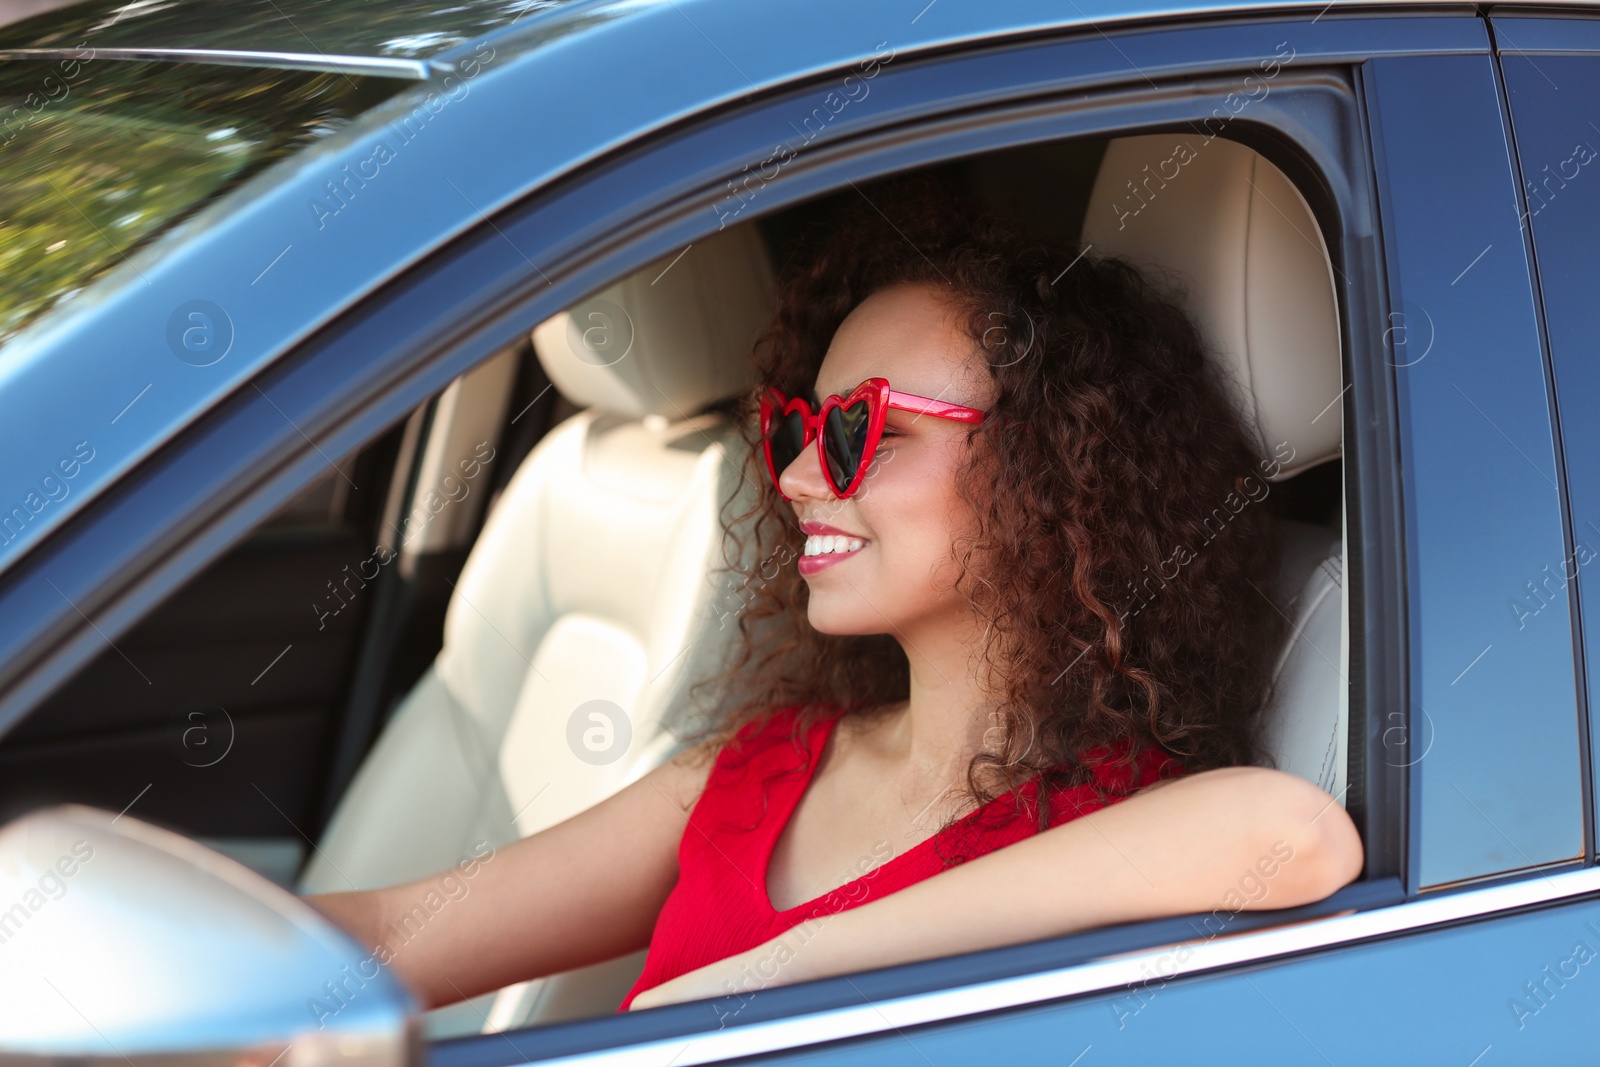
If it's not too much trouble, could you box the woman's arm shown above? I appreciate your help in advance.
[307,740,715,1011]
[627,765,1362,1010]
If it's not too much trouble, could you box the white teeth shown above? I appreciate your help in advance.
[804,534,867,557]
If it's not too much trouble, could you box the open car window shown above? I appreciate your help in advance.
[0,130,1358,1044]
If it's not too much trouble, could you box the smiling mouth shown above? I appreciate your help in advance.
[805,534,865,556]
[798,534,868,576]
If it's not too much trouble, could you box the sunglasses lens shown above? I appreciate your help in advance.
[766,409,809,482]
[822,399,872,492]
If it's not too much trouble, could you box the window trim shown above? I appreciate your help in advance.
[0,47,432,77]
[0,8,1476,1058]
[461,865,1600,1067]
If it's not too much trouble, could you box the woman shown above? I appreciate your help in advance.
[308,175,1363,1016]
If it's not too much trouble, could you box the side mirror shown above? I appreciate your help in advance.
[0,805,418,1067]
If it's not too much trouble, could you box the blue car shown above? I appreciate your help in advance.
[0,0,1597,1062]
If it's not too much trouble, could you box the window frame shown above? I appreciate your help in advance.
[0,9,1498,1061]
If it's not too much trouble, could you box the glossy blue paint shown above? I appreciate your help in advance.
[0,0,1451,576]
[1366,53,1584,886]
[1497,33,1600,858]
[735,888,1600,1063]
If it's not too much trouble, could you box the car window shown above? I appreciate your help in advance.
[0,134,1357,1041]
[1495,21,1600,858]
[1366,51,1585,887]
[0,57,407,343]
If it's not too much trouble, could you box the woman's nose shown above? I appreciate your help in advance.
[778,439,835,501]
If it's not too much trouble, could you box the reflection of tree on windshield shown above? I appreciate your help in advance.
[0,59,405,345]
[0,0,568,58]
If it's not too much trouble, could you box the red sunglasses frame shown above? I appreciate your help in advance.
[759,377,987,500]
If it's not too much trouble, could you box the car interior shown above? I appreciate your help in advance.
[0,128,1351,1036]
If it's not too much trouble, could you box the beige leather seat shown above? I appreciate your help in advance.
[300,223,776,1033]
[1081,134,1348,800]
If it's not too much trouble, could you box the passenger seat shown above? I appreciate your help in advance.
[300,224,777,1032]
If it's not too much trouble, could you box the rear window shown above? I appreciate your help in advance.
[0,55,407,343]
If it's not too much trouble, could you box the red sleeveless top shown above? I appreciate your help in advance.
[617,706,1186,1011]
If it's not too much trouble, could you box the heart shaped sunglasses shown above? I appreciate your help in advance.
[759,377,987,500]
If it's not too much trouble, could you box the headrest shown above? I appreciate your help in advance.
[1080,134,1342,480]
[530,224,777,419]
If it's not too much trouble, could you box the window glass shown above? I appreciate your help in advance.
[1498,37,1600,853]
[0,0,571,59]
[0,57,406,343]
[1367,53,1584,886]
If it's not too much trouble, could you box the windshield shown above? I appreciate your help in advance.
[0,55,407,343]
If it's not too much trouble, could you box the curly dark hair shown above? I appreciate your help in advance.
[686,171,1288,846]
